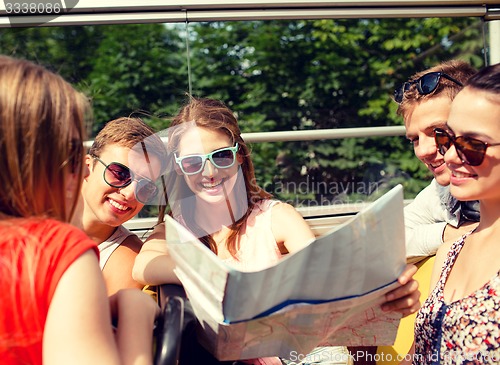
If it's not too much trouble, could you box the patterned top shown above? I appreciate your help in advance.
[414,231,500,365]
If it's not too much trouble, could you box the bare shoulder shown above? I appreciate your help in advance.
[270,201,310,230]
[107,234,142,271]
[436,238,455,264]
[429,239,454,291]
[270,201,303,219]
[141,222,168,253]
[271,201,315,253]
[104,234,144,293]
[120,233,143,254]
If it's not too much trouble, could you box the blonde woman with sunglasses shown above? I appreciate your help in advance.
[0,55,158,365]
[402,63,500,364]
[133,97,421,364]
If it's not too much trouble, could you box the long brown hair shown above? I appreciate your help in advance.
[0,55,91,222]
[160,96,271,257]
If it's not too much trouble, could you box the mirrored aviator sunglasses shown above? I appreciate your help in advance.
[434,128,500,166]
[93,156,159,203]
[175,143,239,175]
[394,72,463,103]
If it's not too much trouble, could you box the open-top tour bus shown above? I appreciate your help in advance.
[1,2,499,364]
[2,0,495,235]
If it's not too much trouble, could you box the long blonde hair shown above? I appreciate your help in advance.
[0,55,91,222]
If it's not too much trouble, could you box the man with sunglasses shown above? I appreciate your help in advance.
[79,117,166,295]
[395,60,480,263]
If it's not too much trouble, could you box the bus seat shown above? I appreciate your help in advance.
[375,255,435,365]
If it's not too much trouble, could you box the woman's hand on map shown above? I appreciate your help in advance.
[381,263,420,317]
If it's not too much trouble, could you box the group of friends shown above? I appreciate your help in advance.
[0,53,499,365]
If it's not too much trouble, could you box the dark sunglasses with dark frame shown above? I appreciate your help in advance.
[92,155,159,204]
[434,128,500,166]
[394,71,463,103]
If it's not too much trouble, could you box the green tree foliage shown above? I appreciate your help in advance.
[0,26,100,82]
[0,16,486,208]
[86,23,187,132]
[0,24,187,133]
[187,17,485,204]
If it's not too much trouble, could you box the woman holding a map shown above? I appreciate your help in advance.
[133,96,421,364]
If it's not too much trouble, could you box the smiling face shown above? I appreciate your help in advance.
[175,126,242,205]
[81,143,162,232]
[404,95,453,186]
[445,87,500,203]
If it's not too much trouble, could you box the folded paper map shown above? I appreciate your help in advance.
[166,184,406,360]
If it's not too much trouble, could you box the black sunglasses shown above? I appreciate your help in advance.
[92,155,159,203]
[394,72,463,103]
[434,128,500,166]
